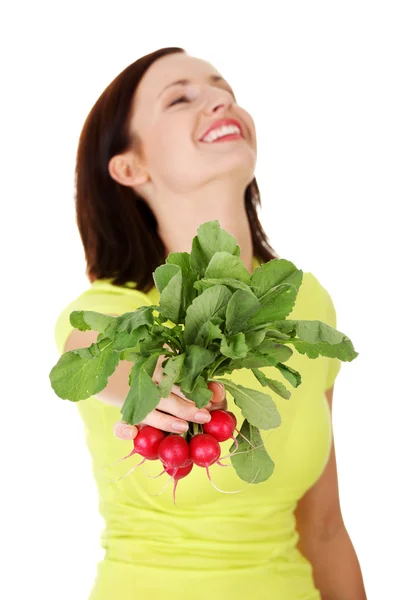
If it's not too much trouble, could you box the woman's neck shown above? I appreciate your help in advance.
[150,183,255,273]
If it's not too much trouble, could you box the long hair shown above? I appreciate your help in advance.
[75,47,280,293]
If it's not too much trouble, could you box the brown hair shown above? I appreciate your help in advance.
[75,47,280,293]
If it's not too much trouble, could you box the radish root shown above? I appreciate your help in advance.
[235,428,258,448]
[100,448,137,472]
[142,468,167,479]
[205,466,261,493]
[220,442,265,462]
[216,460,232,468]
[107,457,147,483]
[149,475,174,496]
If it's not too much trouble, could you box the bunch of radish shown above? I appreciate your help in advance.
[103,409,250,504]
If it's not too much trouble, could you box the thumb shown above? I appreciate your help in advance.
[114,421,138,440]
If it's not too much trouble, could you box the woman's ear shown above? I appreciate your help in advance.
[108,152,148,187]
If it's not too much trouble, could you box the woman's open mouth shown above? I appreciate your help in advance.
[201,132,243,143]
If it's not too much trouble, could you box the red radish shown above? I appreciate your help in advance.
[102,425,166,482]
[189,433,247,494]
[218,410,260,452]
[203,409,239,450]
[189,433,221,468]
[226,410,237,428]
[221,410,257,449]
[150,460,193,504]
[158,434,190,469]
[146,456,192,480]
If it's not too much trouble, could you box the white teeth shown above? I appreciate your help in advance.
[202,124,241,143]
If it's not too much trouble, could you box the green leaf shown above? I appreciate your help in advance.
[246,283,299,328]
[251,258,303,300]
[182,374,213,408]
[263,329,292,341]
[138,328,168,354]
[127,354,148,384]
[180,346,216,392]
[153,263,179,294]
[96,306,157,344]
[107,308,155,351]
[229,419,275,483]
[157,353,186,399]
[69,310,116,333]
[121,353,162,425]
[273,319,359,361]
[165,251,191,273]
[119,348,141,361]
[251,369,292,399]
[256,340,294,363]
[220,380,281,430]
[193,278,254,295]
[153,263,183,324]
[275,362,302,388]
[244,330,266,350]
[49,338,120,401]
[183,284,232,346]
[204,251,251,284]
[220,332,248,359]
[166,252,199,310]
[189,220,241,276]
[194,318,224,347]
[225,289,261,336]
[214,351,276,376]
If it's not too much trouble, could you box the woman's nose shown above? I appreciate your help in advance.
[203,90,234,115]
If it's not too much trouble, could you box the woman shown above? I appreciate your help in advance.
[54,48,367,599]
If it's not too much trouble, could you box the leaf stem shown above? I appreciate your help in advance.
[209,355,229,378]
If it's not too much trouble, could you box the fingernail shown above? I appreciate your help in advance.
[114,424,134,439]
[172,422,189,432]
[194,411,211,423]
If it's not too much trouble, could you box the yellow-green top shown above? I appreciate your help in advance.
[53,257,341,600]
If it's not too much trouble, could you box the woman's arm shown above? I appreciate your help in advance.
[294,385,368,599]
[297,522,367,600]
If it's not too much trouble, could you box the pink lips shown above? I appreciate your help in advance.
[199,118,243,141]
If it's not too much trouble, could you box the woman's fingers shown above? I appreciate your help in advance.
[157,394,211,425]
[140,409,190,433]
[113,381,227,440]
[204,381,227,411]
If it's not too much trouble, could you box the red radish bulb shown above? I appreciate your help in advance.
[102,425,166,482]
[189,433,225,490]
[189,433,221,468]
[158,434,190,469]
[132,425,167,459]
[203,409,236,442]
[226,410,237,428]
[189,433,244,494]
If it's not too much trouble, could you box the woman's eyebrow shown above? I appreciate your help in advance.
[157,75,233,99]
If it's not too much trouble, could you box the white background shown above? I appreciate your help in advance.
[2,1,399,598]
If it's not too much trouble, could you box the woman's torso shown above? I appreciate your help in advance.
[54,256,341,599]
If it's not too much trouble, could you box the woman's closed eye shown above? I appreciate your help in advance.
[168,95,190,107]
[168,89,236,108]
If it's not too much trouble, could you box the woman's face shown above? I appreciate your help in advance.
[116,52,257,198]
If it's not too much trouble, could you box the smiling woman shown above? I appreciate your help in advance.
[74,47,277,293]
[53,46,366,600]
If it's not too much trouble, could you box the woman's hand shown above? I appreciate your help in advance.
[113,351,227,441]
